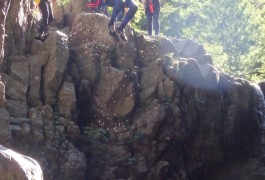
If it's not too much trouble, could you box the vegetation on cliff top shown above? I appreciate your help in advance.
[131,0,265,81]
[56,0,265,81]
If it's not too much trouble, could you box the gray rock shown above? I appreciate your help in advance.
[60,150,87,180]
[172,38,206,58]
[7,56,29,86]
[0,108,11,144]
[6,99,28,118]
[27,55,42,107]
[0,145,43,180]
[42,30,69,105]
[1,73,27,101]
[58,81,76,119]
[0,0,10,63]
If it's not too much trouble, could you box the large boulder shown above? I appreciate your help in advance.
[27,55,42,107]
[53,0,83,27]
[0,145,43,180]
[70,12,113,48]
[1,73,27,101]
[94,67,135,118]
[4,0,34,57]
[41,30,69,105]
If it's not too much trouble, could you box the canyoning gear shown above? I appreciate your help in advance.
[144,0,160,8]
[39,1,49,32]
[144,0,160,35]
[36,0,54,41]
[107,0,138,36]
[148,1,154,13]
[108,0,125,26]
[118,0,137,31]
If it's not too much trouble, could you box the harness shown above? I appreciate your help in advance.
[148,0,154,13]
[86,0,100,8]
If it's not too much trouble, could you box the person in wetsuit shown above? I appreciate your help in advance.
[106,0,138,42]
[143,0,160,36]
[36,0,55,37]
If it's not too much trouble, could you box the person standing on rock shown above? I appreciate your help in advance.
[35,0,55,40]
[142,0,160,36]
[106,0,138,43]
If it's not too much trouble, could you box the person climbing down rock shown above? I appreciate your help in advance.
[142,0,160,36]
[106,0,138,43]
[35,0,55,40]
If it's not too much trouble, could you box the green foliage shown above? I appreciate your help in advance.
[198,0,263,79]
[132,0,265,81]
[56,0,70,6]
[131,3,146,31]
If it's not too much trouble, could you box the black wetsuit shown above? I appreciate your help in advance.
[106,0,138,31]
[38,0,54,33]
[145,0,160,35]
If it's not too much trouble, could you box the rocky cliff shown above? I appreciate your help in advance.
[0,1,265,180]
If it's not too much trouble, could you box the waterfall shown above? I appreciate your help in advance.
[252,83,265,129]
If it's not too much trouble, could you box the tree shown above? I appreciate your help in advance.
[160,0,265,80]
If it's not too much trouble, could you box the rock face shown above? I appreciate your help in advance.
[4,0,34,58]
[0,2,265,180]
[0,145,43,180]
[0,0,11,64]
[69,13,262,180]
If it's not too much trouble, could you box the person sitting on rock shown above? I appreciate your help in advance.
[35,0,55,39]
[142,0,160,36]
[106,0,138,42]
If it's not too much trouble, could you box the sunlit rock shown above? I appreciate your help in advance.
[0,145,43,180]
[42,30,69,105]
